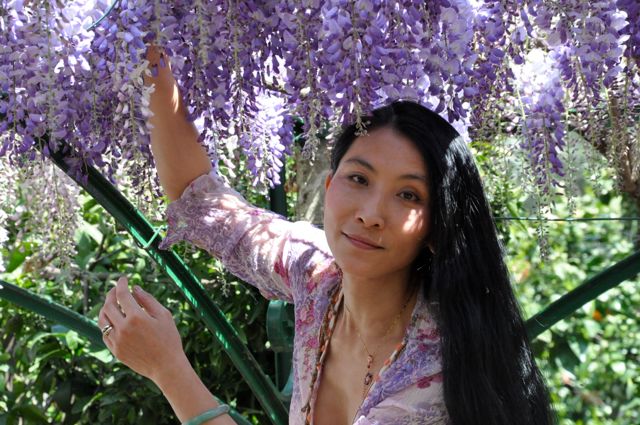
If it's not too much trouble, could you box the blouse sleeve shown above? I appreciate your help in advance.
[158,171,334,305]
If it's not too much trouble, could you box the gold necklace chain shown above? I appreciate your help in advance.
[343,287,415,399]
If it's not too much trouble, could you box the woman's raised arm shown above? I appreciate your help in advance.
[144,46,212,201]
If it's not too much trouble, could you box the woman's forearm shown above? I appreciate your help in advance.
[154,353,236,425]
[145,49,212,201]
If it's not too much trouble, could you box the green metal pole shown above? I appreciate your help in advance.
[525,250,640,340]
[269,167,287,217]
[86,0,120,31]
[0,279,105,348]
[43,143,288,425]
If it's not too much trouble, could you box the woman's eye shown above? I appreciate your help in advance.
[349,174,367,185]
[399,191,420,202]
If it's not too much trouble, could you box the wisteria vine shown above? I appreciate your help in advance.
[2,0,639,184]
[0,0,639,202]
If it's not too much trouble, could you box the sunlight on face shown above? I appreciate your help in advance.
[402,209,424,234]
[323,127,431,279]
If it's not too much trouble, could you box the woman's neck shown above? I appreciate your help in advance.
[340,270,418,341]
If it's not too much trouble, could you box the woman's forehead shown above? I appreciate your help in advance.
[341,128,428,179]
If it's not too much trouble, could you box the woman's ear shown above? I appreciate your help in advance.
[324,172,333,191]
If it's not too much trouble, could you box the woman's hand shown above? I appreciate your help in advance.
[98,276,187,384]
[144,44,181,117]
[144,44,176,90]
[98,278,235,423]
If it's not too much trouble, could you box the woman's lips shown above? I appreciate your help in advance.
[343,233,383,250]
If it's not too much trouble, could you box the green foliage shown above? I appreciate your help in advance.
[479,149,640,424]
[505,190,640,425]
[1,191,273,424]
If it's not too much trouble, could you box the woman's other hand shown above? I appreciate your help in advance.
[98,276,187,384]
[144,44,181,118]
[144,44,176,91]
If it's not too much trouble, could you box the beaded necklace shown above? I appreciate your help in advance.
[301,282,414,424]
[344,287,414,398]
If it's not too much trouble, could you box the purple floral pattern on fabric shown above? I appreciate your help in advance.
[160,172,450,424]
[417,373,443,389]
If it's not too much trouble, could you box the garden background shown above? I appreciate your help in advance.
[1,1,639,424]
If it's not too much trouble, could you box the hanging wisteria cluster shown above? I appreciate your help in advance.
[0,0,639,195]
[0,155,81,274]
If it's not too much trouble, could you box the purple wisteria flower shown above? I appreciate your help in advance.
[0,0,638,194]
[515,48,566,190]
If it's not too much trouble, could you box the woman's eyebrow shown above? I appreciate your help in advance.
[344,157,428,182]
[344,157,375,171]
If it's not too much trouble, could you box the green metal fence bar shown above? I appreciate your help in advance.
[86,0,120,31]
[525,250,640,340]
[42,143,288,425]
[0,279,253,425]
[0,279,105,347]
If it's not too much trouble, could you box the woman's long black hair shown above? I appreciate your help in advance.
[330,101,556,425]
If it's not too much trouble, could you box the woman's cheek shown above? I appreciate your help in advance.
[327,179,352,206]
[337,178,366,200]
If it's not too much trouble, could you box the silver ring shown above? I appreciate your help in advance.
[101,324,114,337]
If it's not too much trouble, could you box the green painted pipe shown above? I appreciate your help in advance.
[525,250,640,340]
[87,0,120,31]
[42,142,288,425]
[0,279,105,347]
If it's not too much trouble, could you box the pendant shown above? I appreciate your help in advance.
[364,372,373,386]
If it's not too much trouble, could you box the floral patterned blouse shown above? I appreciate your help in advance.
[159,171,450,425]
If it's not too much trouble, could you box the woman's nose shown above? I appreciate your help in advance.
[356,196,385,228]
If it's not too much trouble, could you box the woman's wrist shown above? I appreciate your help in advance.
[153,353,227,423]
[151,350,192,391]
[148,80,181,119]
[181,405,230,425]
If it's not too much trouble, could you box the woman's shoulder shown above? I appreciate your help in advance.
[281,220,340,297]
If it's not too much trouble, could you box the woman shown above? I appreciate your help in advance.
[98,48,556,425]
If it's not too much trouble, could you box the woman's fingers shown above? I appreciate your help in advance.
[97,277,185,381]
[144,44,174,88]
[102,287,126,327]
[131,285,169,319]
[145,44,166,64]
[98,310,115,349]
[115,276,143,317]
[97,309,112,331]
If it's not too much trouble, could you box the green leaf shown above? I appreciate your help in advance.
[610,361,626,374]
[4,243,32,273]
[64,330,82,352]
[51,379,73,411]
[100,394,126,406]
[582,320,601,339]
[87,348,113,363]
[77,223,104,245]
[27,329,64,349]
[13,404,48,423]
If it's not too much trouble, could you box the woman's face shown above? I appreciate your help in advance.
[323,127,431,280]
